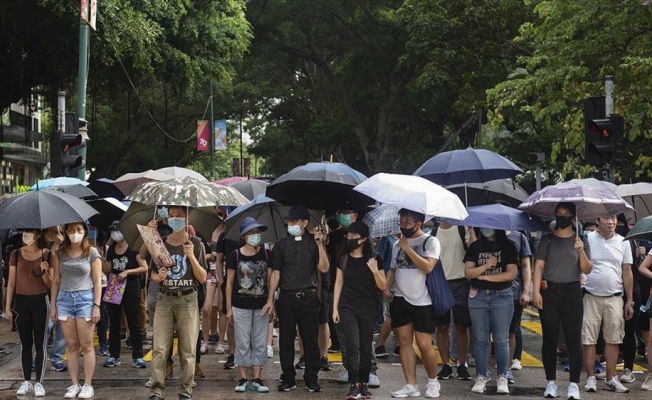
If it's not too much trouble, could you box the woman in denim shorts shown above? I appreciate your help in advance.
[50,222,103,399]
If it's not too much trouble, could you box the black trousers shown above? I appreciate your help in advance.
[14,293,49,382]
[539,282,584,383]
[277,290,320,385]
[338,304,376,384]
[622,289,641,370]
[107,290,143,360]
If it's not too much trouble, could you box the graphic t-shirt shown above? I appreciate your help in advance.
[226,248,269,309]
[106,245,141,293]
[390,234,441,306]
[155,236,207,290]
[463,237,519,290]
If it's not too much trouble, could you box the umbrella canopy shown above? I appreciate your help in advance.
[87,197,129,232]
[113,169,171,196]
[414,147,524,186]
[362,204,401,238]
[0,190,98,230]
[266,161,373,210]
[215,176,248,185]
[445,204,549,232]
[87,178,125,200]
[155,166,208,181]
[445,179,529,208]
[518,181,634,219]
[30,177,88,190]
[47,184,97,199]
[565,178,617,193]
[616,182,652,222]
[126,176,249,208]
[353,173,468,220]
[226,179,269,201]
[625,215,652,242]
[224,195,290,243]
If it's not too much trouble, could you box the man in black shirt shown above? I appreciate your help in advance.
[266,205,329,392]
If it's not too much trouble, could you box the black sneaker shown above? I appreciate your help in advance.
[320,356,331,371]
[224,354,235,369]
[294,356,305,369]
[277,381,296,391]
[125,337,133,349]
[360,383,372,399]
[374,345,389,359]
[347,383,361,399]
[437,363,454,380]
[457,364,471,380]
[393,346,400,355]
[305,381,321,392]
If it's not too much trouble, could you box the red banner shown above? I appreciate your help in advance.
[196,120,209,152]
[243,158,251,177]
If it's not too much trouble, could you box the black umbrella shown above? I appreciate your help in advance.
[0,190,99,230]
[47,184,97,199]
[266,161,373,210]
[445,179,529,208]
[87,198,129,232]
[87,178,125,200]
[226,179,269,201]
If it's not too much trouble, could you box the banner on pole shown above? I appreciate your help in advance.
[232,158,241,177]
[214,120,227,151]
[243,158,251,177]
[80,0,97,30]
[196,120,209,152]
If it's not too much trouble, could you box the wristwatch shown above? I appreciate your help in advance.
[626,301,635,306]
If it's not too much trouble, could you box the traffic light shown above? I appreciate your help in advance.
[585,115,624,167]
[49,112,84,177]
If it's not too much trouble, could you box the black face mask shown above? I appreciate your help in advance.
[327,219,340,231]
[400,226,418,238]
[346,238,363,251]
[555,216,573,230]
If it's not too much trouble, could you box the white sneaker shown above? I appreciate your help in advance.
[16,381,32,395]
[391,384,420,398]
[567,382,580,400]
[144,378,151,388]
[642,374,652,391]
[34,382,46,397]
[497,376,509,394]
[620,368,635,383]
[584,376,597,392]
[595,370,607,380]
[77,384,94,399]
[64,384,81,399]
[605,377,629,393]
[544,381,558,398]
[472,376,487,394]
[215,343,226,354]
[267,345,274,358]
[424,380,440,398]
[511,359,523,371]
[200,343,208,354]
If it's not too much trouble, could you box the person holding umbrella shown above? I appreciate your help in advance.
[4,229,55,397]
[50,222,103,399]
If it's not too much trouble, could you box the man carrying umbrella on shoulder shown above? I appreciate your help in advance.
[265,205,330,393]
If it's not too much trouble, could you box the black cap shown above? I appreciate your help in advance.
[288,205,310,221]
[346,221,369,238]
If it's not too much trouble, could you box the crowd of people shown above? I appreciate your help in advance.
[1,199,652,400]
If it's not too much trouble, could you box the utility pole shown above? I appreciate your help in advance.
[76,7,90,180]
[240,110,244,177]
[210,79,215,179]
[605,76,615,183]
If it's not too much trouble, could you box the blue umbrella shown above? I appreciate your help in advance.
[414,147,524,186]
[30,177,88,190]
[445,204,549,232]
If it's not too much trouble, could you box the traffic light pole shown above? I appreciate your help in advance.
[210,79,215,179]
[76,14,90,180]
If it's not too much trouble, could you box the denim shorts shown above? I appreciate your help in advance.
[57,289,94,321]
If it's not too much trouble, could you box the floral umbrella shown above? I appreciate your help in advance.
[126,176,248,208]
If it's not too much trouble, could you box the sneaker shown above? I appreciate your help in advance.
[34,382,45,397]
[567,382,580,400]
[468,354,475,367]
[375,345,389,359]
[457,364,471,380]
[78,384,94,399]
[393,346,401,356]
[235,378,248,392]
[471,376,487,394]
[425,380,441,398]
[166,362,173,378]
[17,381,32,395]
[200,343,208,354]
[328,343,341,353]
[642,374,652,391]
[145,378,152,388]
[544,381,558,398]
[133,358,147,369]
[305,381,321,392]
[506,370,515,384]
[347,383,361,399]
[320,356,331,371]
[99,344,109,356]
[360,383,373,399]
[125,337,133,349]
[562,360,570,372]
[368,373,380,388]
[594,360,605,374]
[249,379,269,393]
[215,343,226,354]
[104,357,121,368]
[224,354,235,370]
[436,363,453,380]
[195,363,206,378]
[52,360,68,372]
[497,376,509,394]
[391,384,420,398]
[277,381,296,391]
[338,371,349,383]
[620,368,635,383]
[64,384,81,399]
[596,370,607,380]
[267,345,274,358]
[295,356,305,369]
[208,334,218,344]
[510,358,522,371]
[604,376,629,393]
[584,376,597,392]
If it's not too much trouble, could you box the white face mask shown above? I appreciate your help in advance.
[68,232,84,244]
[110,231,124,243]
[22,232,36,246]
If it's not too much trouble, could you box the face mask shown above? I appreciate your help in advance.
[400,226,418,238]
[111,231,124,243]
[68,233,84,244]
[158,207,169,219]
[338,214,352,229]
[287,224,302,237]
[326,219,340,231]
[480,228,495,238]
[423,228,432,235]
[582,231,591,236]
[555,216,573,230]
[22,232,36,246]
[246,233,262,247]
[167,217,186,233]
[346,238,363,251]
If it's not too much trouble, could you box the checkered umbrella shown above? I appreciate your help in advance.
[362,204,401,238]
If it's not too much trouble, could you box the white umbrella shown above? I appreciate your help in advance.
[352,173,468,220]
[114,170,171,196]
[616,182,652,222]
[156,166,208,181]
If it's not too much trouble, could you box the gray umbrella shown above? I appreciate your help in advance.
[47,184,97,199]
[0,190,99,230]
[445,179,529,208]
[226,179,269,201]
